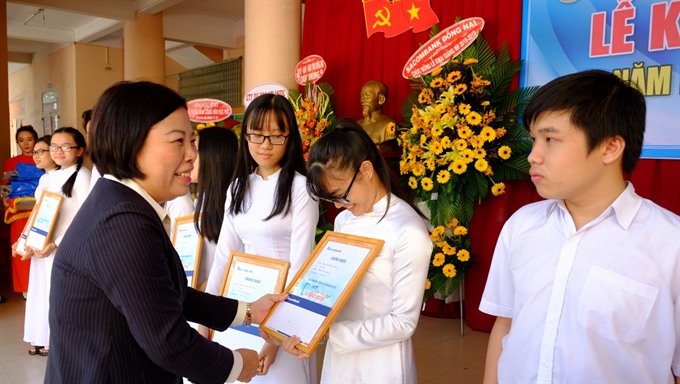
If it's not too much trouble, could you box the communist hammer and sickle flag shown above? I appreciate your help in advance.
[363,0,439,38]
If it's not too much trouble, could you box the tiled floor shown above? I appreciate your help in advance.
[0,290,488,383]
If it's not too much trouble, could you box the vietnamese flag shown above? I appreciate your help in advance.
[404,0,439,33]
[363,0,411,38]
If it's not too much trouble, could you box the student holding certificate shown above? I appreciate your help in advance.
[46,81,286,384]
[23,128,90,357]
[204,94,319,383]
[191,126,239,290]
[278,120,432,383]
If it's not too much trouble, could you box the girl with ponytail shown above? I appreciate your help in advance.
[23,127,90,357]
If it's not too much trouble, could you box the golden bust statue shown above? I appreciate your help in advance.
[357,80,397,144]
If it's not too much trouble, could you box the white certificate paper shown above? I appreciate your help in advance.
[173,220,201,279]
[25,192,62,252]
[264,240,370,345]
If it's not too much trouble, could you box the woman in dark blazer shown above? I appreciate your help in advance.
[46,81,286,384]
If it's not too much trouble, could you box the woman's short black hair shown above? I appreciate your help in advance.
[90,81,187,179]
[16,125,38,142]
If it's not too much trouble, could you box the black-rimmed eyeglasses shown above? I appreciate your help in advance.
[245,133,288,145]
[49,145,80,153]
[31,149,48,156]
[319,168,360,205]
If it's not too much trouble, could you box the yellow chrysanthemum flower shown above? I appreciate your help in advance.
[461,149,475,164]
[498,145,512,160]
[475,158,489,172]
[463,58,479,65]
[447,71,462,83]
[454,83,468,95]
[432,253,445,267]
[408,176,418,189]
[443,244,457,256]
[459,103,471,115]
[429,141,443,155]
[457,249,471,262]
[386,122,396,135]
[412,162,426,177]
[451,159,467,175]
[442,263,457,278]
[440,136,452,148]
[430,225,445,240]
[496,127,507,138]
[474,148,487,159]
[436,241,448,248]
[481,101,490,106]
[454,138,468,151]
[492,182,506,196]
[447,217,459,228]
[453,226,468,236]
[425,279,432,290]
[431,67,443,77]
[466,111,482,126]
[484,165,494,176]
[457,126,473,139]
[436,170,451,184]
[430,78,445,88]
[421,177,434,191]
[431,126,443,138]
[468,135,483,149]
[480,126,497,142]
[425,157,436,171]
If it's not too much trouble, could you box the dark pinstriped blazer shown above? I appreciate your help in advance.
[46,179,239,384]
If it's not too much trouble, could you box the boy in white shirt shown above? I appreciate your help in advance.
[480,69,680,383]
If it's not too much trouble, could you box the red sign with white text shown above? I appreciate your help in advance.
[187,98,232,123]
[295,55,326,85]
[402,17,485,79]
[243,83,288,108]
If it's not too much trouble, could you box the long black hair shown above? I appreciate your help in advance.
[229,94,306,220]
[52,127,86,198]
[194,127,238,242]
[306,119,423,221]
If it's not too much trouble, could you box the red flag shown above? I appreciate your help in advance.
[404,0,439,33]
[363,0,411,38]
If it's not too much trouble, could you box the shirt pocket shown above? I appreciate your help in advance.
[577,266,657,344]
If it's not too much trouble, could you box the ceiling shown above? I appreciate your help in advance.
[6,0,246,74]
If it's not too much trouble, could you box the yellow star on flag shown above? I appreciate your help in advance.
[407,3,421,20]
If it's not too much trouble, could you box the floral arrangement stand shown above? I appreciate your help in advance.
[398,28,538,309]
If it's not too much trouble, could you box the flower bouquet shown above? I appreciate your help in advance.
[399,30,538,300]
[288,81,336,160]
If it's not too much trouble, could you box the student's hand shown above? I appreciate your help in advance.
[249,293,288,324]
[11,242,18,257]
[35,243,57,258]
[280,335,311,360]
[260,330,282,347]
[257,342,278,375]
[235,348,260,383]
[197,324,211,339]
[20,247,35,261]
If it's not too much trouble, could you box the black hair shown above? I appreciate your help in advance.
[194,127,239,243]
[52,127,86,198]
[16,125,38,142]
[90,81,187,179]
[306,119,423,221]
[523,69,646,173]
[229,94,306,220]
[81,109,93,132]
[36,135,51,147]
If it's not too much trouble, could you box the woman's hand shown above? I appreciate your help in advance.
[34,243,57,258]
[256,342,278,375]
[249,293,288,324]
[20,247,34,261]
[260,331,311,360]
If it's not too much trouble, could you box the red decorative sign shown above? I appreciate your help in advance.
[295,55,326,85]
[187,98,232,123]
[243,83,288,108]
[402,17,485,79]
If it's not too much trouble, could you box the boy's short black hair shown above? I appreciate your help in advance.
[90,81,186,179]
[523,69,646,173]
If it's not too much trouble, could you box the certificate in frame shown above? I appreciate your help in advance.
[24,191,63,253]
[171,215,203,288]
[210,252,289,343]
[260,231,384,354]
[15,205,39,257]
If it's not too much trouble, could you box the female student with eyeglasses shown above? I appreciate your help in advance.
[23,127,90,357]
[203,94,319,383]
[270,120,432,383]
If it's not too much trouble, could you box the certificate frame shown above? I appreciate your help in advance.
[260,231,384,354]
[171,215,203,288]
[15,204,39,257]
[24,191,63,253]
[210,252,289,341]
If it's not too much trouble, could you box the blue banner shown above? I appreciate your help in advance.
[521,0,680,159]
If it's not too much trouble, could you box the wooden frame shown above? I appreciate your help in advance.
[24,191,63,253]
[171,215,203,288]
[260,231,384,354]
[210,252,289,342]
